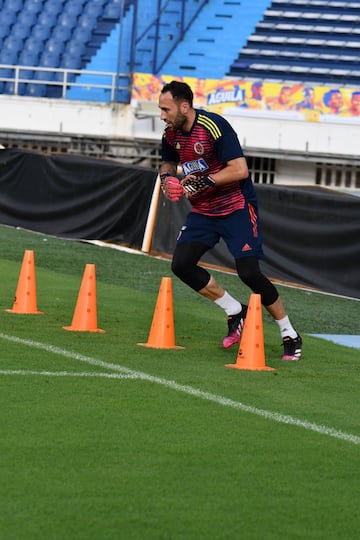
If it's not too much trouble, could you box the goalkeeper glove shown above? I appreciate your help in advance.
[160,173,184,202]
[181,174,216,195]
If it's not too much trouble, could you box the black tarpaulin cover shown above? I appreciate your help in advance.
[0,148,157,248]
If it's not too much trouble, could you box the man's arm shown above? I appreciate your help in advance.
[181,157,249,195]
[159,161,178,178]
[208,157,249,186]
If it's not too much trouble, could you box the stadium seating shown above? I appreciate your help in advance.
[1,0,360,101]
[22,0,43,16]
[228,0,360,85]
[0,0,133,98]
[1,9,18,28]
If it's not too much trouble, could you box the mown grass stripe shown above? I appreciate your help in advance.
[1,332,359,446]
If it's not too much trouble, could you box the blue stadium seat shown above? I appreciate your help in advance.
[0,48,19,65]
[103,0,125,21]
[62,1,85,18]
[64,40,86,58]
[21,37,44,58]
[31,24,53,41]
[0,23,12,41]
[58,56,79,83]
[3,81,17,95]
[72,25,93,45]
[17,83,28,96]
[2,37,22,57]
[77,12,100,31]
[6,0,24,13]
[57,11,80,29]
[60,54,81,70]
[0,67,13,84]
[26,83,47,97]
[102,3,122,20]
[42,1,64,18]
[53,12,79,41]
[18,47,36,62]
[10,22,32,41]
[105,0,123,10]
[34,69,55,82]
[17,9,38,28]
[18,63,34,82]
[50,23,74,43]
[69,0,88,6]
[22,0,43,15]
[82,1,105,20]
[38,51,61,68]
[44,37,65,57]
[87,0,107,7]
[52,69,65,83]
[37,12,58,29]
[1,69,28,95]
[1,9,18,27]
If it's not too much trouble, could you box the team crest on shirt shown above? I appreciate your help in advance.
[194,142,204,155]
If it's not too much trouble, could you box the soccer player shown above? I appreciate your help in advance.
[158,80,302,361]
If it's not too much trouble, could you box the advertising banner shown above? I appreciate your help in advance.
[132,73,360,122]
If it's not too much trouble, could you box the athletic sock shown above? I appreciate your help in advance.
[276,316,298,339]
[214,291,242,316]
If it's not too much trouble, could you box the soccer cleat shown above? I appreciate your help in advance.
[282,334,302,361]
[222,306,248,349]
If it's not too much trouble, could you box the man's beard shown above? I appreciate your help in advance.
[171,112,187,131]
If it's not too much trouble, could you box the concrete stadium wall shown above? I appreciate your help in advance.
[1,95,359,186]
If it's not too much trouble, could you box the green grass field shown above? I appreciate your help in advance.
[0,225,359,540]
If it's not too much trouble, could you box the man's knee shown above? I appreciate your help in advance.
[235,257,278,306]
[172,244,210,291]
[235,256,261,283]
[171,254,184,279]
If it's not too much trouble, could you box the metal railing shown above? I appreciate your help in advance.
[133,0,208,74]
[0,64,132,102]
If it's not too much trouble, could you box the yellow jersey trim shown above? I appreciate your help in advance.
[198,114,222,140]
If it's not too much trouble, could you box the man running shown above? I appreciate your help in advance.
[158,80,302,360]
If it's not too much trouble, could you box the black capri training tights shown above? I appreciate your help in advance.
[171,242,279,307]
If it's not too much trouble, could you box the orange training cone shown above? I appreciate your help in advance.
[63,264,105,333]
[138,277,184,349]
[6,250,43,314]
[225,293,275,371]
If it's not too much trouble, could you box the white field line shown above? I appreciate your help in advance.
[1,332,359,446]
[0,369,139,380]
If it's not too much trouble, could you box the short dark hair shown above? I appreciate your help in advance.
[160,80,193,107]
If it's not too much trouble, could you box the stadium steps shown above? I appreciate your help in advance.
[228,0,360,84]
[159,0,272,79]
[132,0,205,74]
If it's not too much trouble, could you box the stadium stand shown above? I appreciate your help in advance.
[0,0,360,98]
[0,0,133,99]
[228,0,360,85]
[0,1,244,99]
